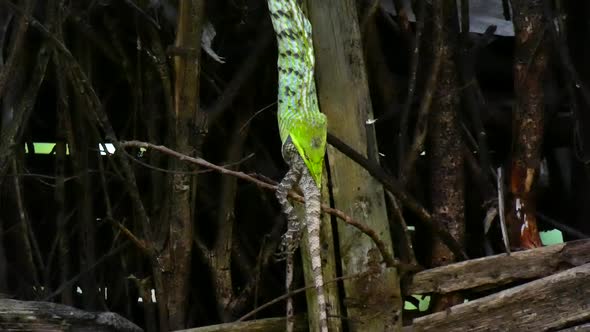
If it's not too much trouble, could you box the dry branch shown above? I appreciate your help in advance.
[118,140,411,271]
[400,0,443,183]
[406,239,590,295]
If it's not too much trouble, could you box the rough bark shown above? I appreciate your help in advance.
[427,0,465,309]
[153,1,206,329]
[506,0,548,249]
[306,0,402,330]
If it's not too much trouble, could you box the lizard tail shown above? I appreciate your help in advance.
[301,170,328,332]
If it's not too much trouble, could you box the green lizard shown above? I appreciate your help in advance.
[266,0,328,331]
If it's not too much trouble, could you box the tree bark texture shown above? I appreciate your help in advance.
[153,1,206,329]
[507,0,548,249]
[427,0,465,309]
[306,0,402,330]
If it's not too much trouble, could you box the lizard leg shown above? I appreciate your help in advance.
[276,140,305,260]
[276,140,306,332]
[277,140,306,332]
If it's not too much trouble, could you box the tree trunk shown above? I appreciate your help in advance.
[307,0,402,330]
[427,0,465,310]
[153,1,206,330]
[506,0,548,250]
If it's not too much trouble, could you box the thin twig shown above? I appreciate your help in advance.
[459,26,496,186]
[122,148,254,175]
[497,167,511,254]
[12,159,42,287]
[43,242,131,301]
[237,270,378,322]
[398,0,424,172]
[400,1,444,183]
[108,218,151,256]
[228,216,285,315]
[386,191,417,265]
[123,0,161,29]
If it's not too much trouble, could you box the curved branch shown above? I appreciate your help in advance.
[119,140,413,268]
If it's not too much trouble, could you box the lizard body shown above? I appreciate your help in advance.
[266,0,328,331]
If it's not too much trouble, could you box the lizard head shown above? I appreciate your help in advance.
[289,113,328,187]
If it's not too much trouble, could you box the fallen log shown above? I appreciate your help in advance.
[0,299,142,332]
[406,239,590,295]
[407,263,590,331]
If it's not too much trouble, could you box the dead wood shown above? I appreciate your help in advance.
[408,262,590,331]
[406,239,590,295]
[0,299,142,332]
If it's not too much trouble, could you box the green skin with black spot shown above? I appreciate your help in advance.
[268,0,327,187]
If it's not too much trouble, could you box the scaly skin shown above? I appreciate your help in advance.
[267,0,328,331]
[276,140,327,332]
[267,0,327,187]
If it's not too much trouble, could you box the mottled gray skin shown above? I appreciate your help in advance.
[276,139,328,332]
